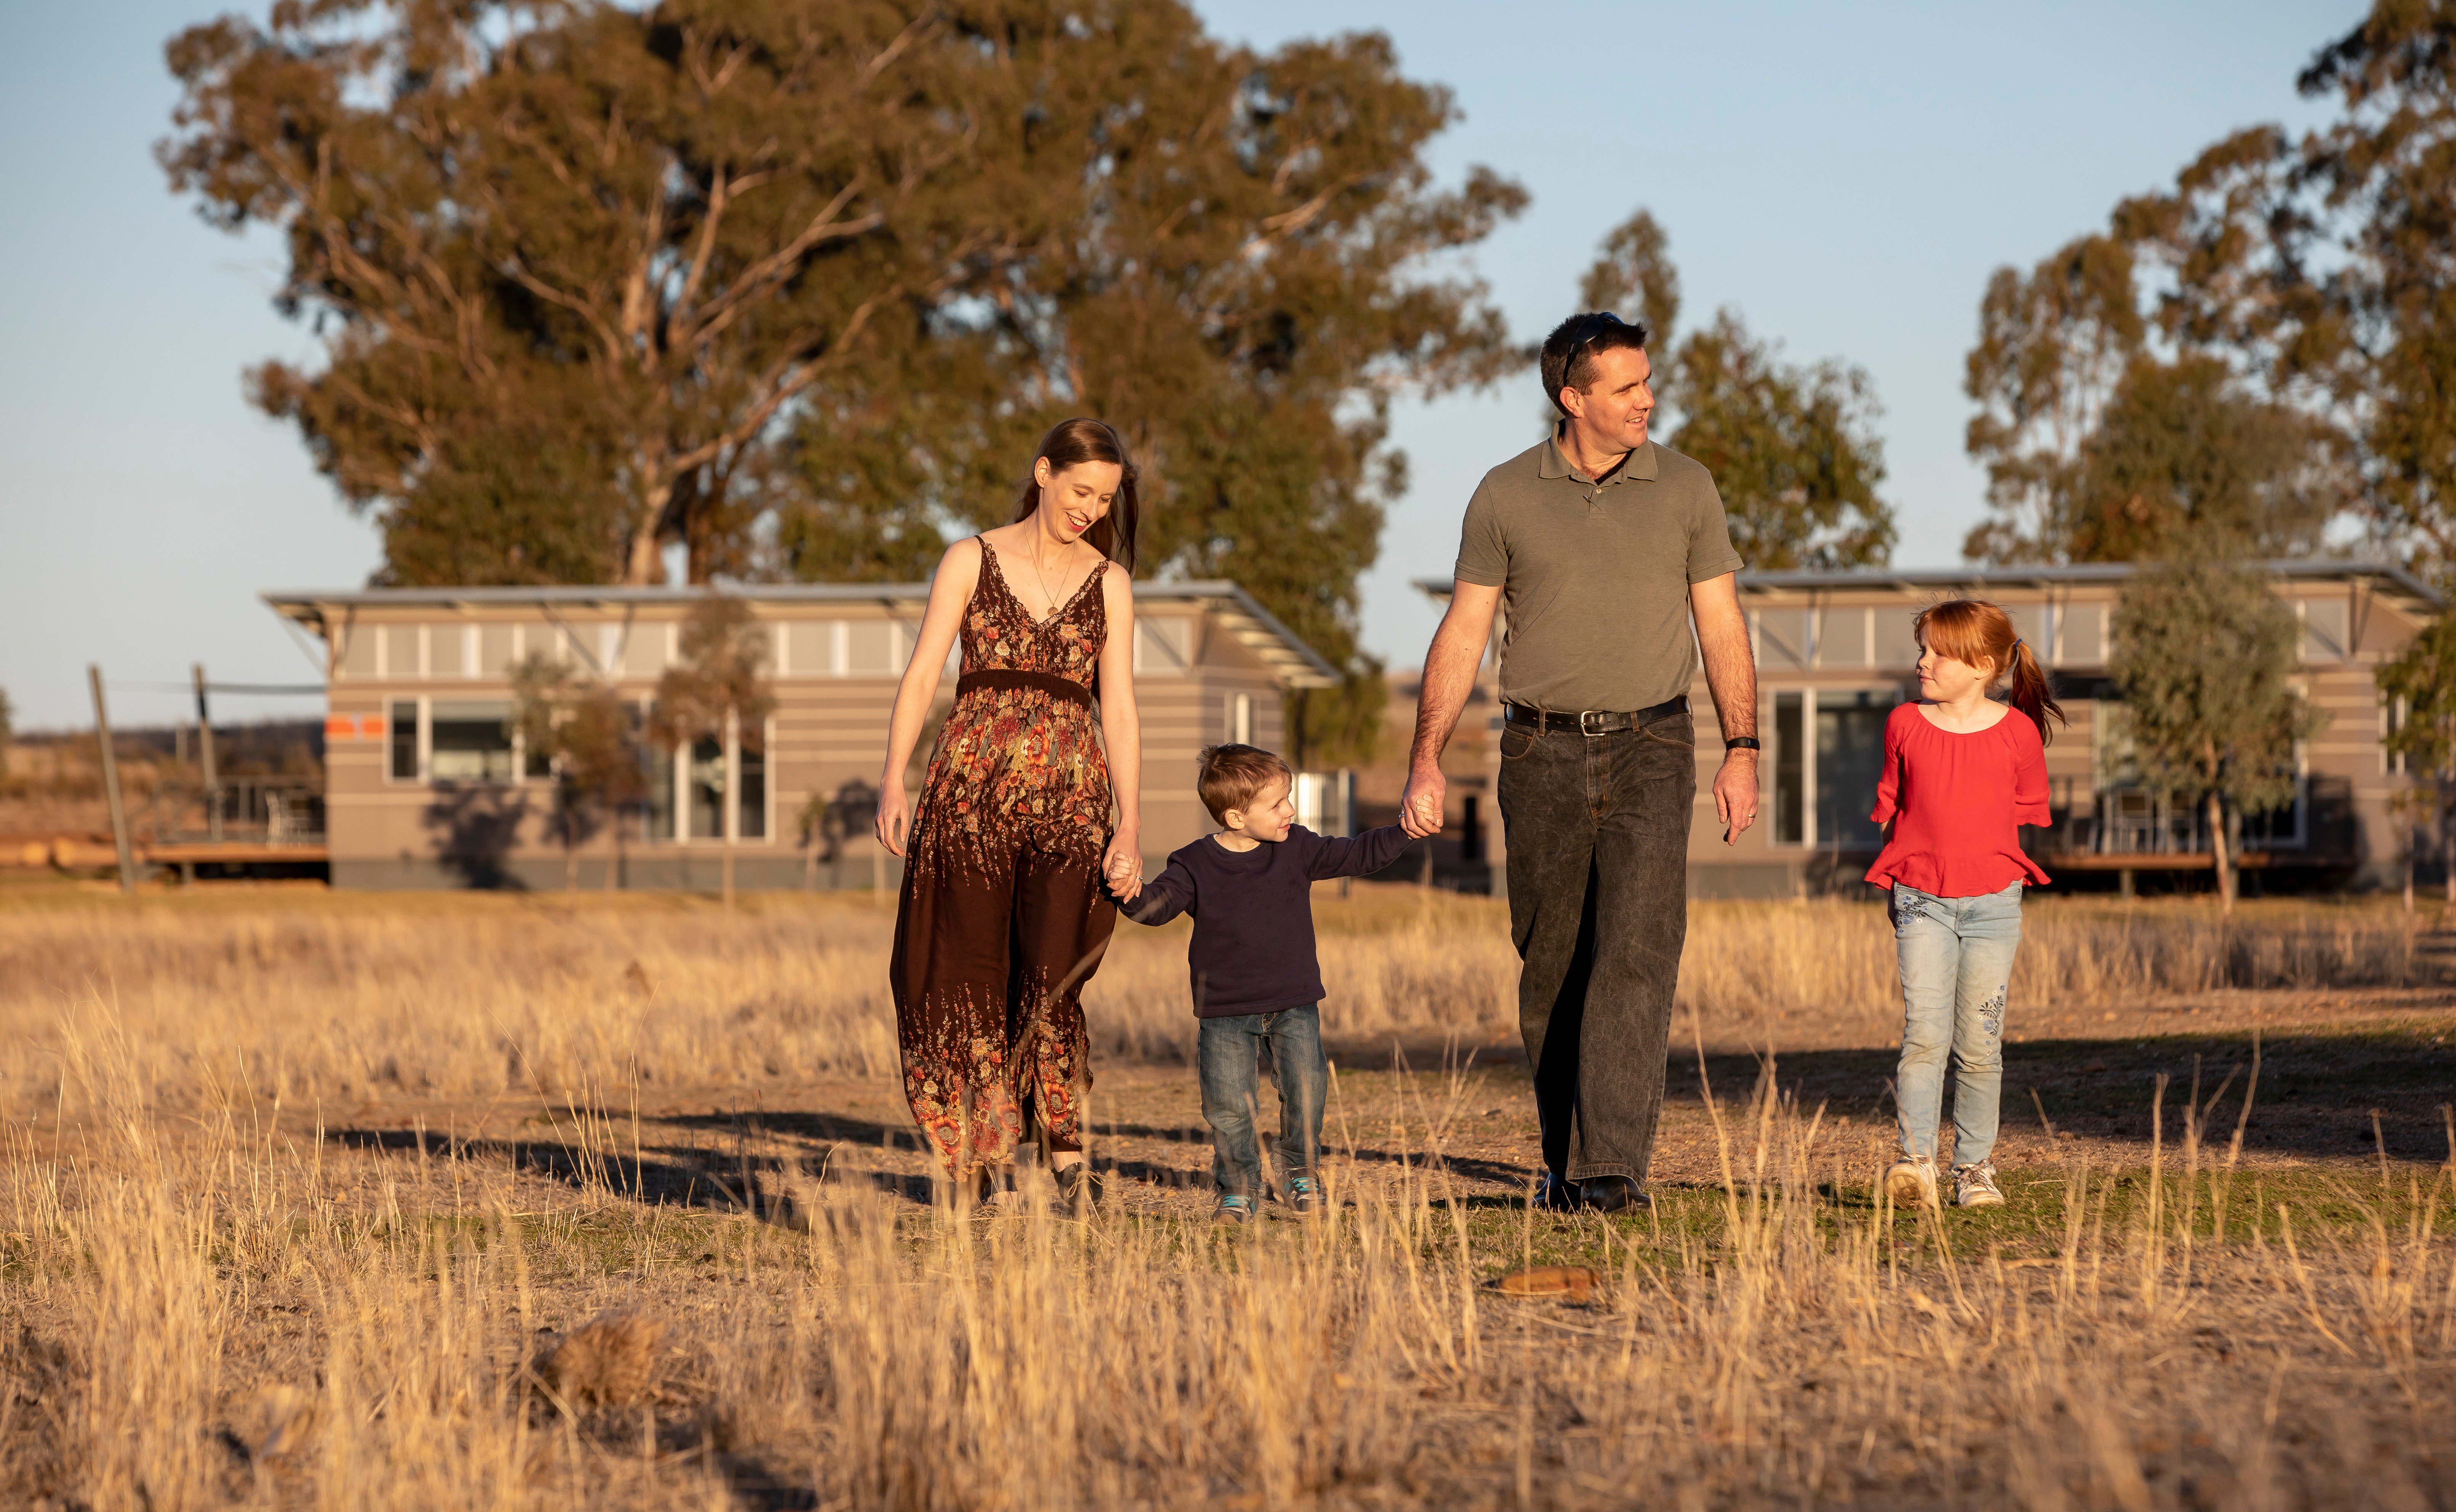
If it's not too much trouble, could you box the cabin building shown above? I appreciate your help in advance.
[263,582,1335,890]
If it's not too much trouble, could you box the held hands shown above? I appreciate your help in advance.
[1101,828,1144,903]
[1398,763,1445,839]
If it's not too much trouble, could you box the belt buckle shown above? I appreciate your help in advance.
[1578,709,1608,737]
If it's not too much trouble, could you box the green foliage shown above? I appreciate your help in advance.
[649,594,776,749]
[1967,1,2456,576]
[1670,313,1895,571]
[1962,249,2338,566]
[1577,214,1894,570]
[1577,210,1683,353]
[2062,356,2335,563]
[2108,554,2325,824]
[164,3,1521,763]
[771,20,1526,764]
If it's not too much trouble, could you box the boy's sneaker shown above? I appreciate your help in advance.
[1951,1162,2005,1208]
[1212,1193,1256,1226]
[1283,1174,1325,1216]
[1884,1156,1940,1210]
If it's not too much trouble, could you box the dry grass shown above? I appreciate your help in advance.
[1,887,2444,1114]
[2,887,2453,1508]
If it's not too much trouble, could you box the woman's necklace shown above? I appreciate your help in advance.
[1026,536,1084,620]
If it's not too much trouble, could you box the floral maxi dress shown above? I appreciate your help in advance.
[890,538,1118,1177]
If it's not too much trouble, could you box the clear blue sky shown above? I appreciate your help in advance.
[0,1,2348,728]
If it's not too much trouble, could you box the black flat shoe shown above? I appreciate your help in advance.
[1581,1174,1651,1212]
[1534,1170,1587,1211]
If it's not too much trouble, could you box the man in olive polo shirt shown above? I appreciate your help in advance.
[1400,311,1760,1212]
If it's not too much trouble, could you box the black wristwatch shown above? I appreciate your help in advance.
[1725,737,1761,752]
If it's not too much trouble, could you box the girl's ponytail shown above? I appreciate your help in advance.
[1912,598,2069,745]
[2004,637,2065,746]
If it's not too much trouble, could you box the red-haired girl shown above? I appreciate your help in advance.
[1866,599,2064,1209]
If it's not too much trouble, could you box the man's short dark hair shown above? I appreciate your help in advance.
[1541,312,1650,418]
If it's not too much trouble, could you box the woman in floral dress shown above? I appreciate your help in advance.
[875,419,1144,1208]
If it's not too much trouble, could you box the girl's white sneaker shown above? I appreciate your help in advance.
[1884,1156,1939,1209]
[1951,1162,2005,1208]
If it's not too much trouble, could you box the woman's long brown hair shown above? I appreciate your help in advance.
[1010,418,1140,572]
[1914,598,2067,744]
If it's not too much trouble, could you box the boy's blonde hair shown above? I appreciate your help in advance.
[1196,744,1292,825]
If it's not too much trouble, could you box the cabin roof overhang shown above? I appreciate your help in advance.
[263,579,1341,690]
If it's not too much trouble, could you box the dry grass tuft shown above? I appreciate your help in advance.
[532,1309,669,1412]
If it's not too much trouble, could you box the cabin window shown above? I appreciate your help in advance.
[440,623,476,678]
[622,622,669,677]
[738,728,768,840]
[1757,608,1812,671]
[846,621,897,675]
[2060,603,2105,666]
[478,623,518,676]
[429,700,516,782]
[2301,597,2348,662]
[1872,608,1924,669]
[1770,689,1892,848]
[339,622,379,680]
[381,624,423,679]
[388,700,420,781]
[786,622,835,676]
[1135,618,1192,674]
[685,735,725,841]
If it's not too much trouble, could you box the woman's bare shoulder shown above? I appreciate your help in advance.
[932,535,985,592]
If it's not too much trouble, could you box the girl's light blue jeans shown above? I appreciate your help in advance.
[1890,881,2023,1167]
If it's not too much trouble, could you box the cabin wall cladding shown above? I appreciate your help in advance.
[270,582,1337,891]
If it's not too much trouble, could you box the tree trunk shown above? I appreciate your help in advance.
[625,467,675,585]
[2206,789,2235,913]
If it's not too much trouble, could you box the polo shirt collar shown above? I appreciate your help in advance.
[1539,430,1659,486]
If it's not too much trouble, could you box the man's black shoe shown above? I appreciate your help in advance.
[1533,1170,1586,1211]
[1581,1175,1651,1213]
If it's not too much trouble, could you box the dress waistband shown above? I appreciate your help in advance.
[955,668,1095,711]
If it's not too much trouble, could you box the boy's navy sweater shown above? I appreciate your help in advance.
[1122,823,1413,1018]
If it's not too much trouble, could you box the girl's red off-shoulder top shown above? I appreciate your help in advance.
[1864,701,2052,897]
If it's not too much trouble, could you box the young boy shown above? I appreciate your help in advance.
[1113,744,1411,1223]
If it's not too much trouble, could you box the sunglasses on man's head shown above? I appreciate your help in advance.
[1562,311,1637,359]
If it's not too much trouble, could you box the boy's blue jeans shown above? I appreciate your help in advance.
[1197,1004,1327,1196]
[1890,882,2023,1168]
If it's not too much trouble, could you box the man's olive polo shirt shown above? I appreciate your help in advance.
[1453,433,1743,715]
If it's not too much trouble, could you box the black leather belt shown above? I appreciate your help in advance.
[1503,696,1686,735]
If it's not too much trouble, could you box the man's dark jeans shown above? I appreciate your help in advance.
[1498,706,1696,1185]
[1196,1004,1328,1196]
